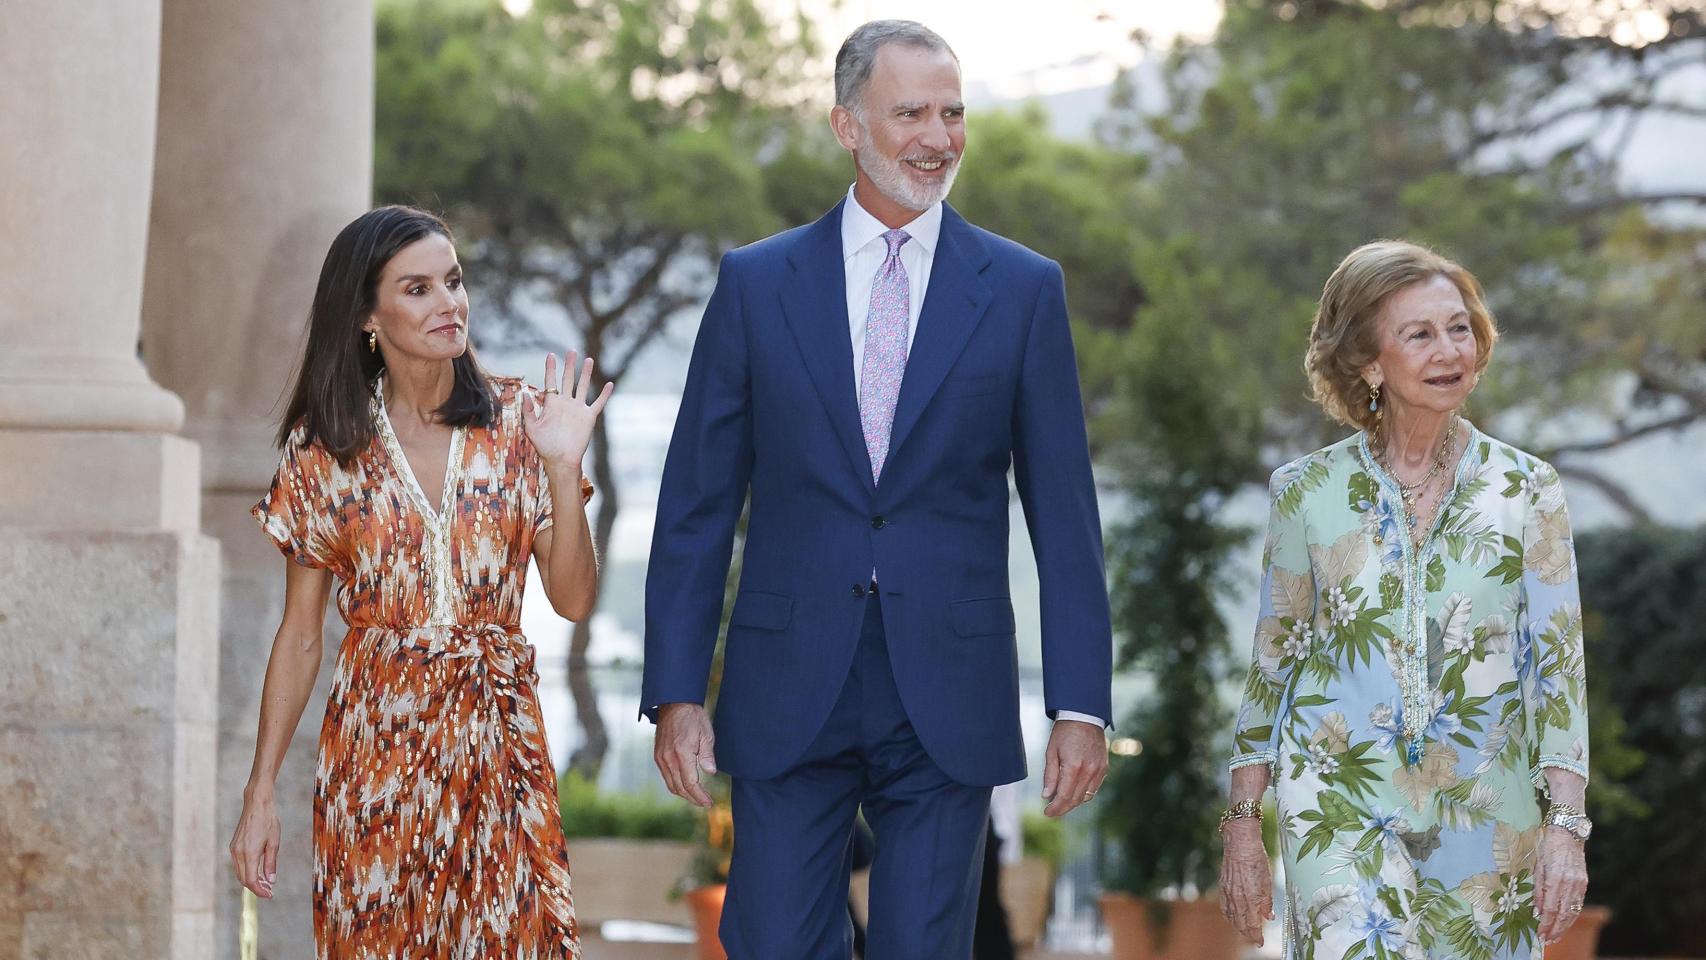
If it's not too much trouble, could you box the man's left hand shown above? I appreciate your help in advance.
[1041,718,1107,817]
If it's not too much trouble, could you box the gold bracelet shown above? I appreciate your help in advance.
[1219,798,1262,829]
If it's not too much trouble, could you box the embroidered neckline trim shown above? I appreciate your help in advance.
[372,374,466,627]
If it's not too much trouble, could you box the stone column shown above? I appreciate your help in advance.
[140,0,373,953]
[0,3,185,434]
[0,2,220,957]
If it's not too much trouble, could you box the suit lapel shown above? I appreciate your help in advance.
[779,201,876,492]
[887,205,994,464]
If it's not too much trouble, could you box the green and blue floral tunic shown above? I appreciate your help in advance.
[1230,425,1588,960]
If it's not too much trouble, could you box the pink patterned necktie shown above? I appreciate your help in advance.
[860,229,911,483]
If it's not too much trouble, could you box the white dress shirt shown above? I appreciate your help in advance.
[840,187,1107,732]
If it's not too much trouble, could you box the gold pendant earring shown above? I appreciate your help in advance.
[1368,382,1382,433]
[368,331,377,353]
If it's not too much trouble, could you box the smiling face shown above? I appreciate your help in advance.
[832,42,965,220]
[364,232,469,363]
[1364,273,1480,417]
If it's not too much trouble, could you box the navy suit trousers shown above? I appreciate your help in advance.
[719,592,993,960]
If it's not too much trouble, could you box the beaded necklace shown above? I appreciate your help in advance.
[1378,416,1459,536]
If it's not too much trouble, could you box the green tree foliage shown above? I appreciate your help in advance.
[1574,525,1706,956]
[375,0,819,778]
[1095,265,1264,896]
[1102,0,1706,515]
[950,107,1148,339]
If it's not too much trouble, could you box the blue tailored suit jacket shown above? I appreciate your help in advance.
[641,200,1113,786]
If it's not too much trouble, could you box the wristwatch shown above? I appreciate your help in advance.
[1545,802,1593,841]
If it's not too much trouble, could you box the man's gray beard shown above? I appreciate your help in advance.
[855,139,959,212]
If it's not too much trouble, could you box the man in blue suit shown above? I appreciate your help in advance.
[642,20,1113,959]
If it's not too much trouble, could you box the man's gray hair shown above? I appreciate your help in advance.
[834,20,959,113]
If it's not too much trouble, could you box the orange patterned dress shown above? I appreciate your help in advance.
[252,376,588,958]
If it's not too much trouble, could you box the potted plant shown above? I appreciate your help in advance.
[1096,696,1244,960]
[1093,306,1259,960]
[559,771,700,928]
[1002,811,1067,948]
[673,779,734,960]
[1547,905,1612,960]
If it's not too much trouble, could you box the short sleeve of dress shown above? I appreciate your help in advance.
[250,430,337,569]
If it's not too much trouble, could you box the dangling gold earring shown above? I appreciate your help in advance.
[368,330,377,353]
[1368,382,1382,435]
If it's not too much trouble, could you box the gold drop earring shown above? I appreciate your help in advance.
[368,330,378,353]
[1368,381,1382,434]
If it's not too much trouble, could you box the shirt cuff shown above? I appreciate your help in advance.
[1054,710,1108,729]
[1531,755,1591,793]
[1229,750,1278,774]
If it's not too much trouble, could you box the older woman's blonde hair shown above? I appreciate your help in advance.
[1305,240,1499,432]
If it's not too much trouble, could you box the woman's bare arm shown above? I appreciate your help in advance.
[230,559,332,897]
[532,463,598,622]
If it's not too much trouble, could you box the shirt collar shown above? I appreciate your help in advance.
[840,184,942,262]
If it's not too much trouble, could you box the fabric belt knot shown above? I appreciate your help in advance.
[438,622,538,688]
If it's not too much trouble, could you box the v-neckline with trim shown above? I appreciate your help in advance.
[372,374,466,525]
[1355,418,1483,764]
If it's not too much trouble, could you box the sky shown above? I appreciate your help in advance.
[802,0,1225,98]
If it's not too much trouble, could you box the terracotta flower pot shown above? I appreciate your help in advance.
[1546,904,1611,960]
[1099,892,1242,960]
[683,884,727,960]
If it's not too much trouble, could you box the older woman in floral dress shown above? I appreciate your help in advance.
[227,206,609,957]
[1219,241,1592,959]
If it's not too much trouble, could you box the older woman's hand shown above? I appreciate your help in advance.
[1534,826,1589,944]
[1219,818,1273,944]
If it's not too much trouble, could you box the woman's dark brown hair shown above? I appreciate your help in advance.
[276,205,495,462]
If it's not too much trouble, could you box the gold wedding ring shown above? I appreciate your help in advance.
[543,387,560,395]
[1083,791,1096,801]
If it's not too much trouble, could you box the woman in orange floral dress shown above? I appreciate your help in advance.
[228,206,608,957]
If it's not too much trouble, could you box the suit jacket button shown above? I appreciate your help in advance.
[870,516,886,529]
[851,584,866,598]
